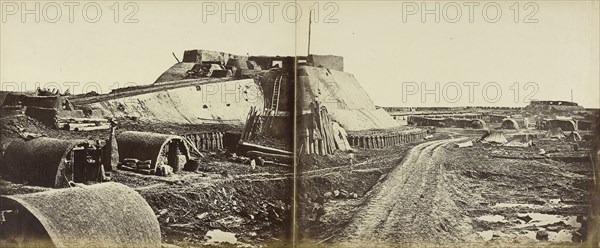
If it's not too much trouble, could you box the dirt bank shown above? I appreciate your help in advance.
[300,130,595,248]
[296,134,451,244]
[335,138,470,246]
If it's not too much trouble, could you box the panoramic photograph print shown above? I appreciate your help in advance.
[0,1,599,247]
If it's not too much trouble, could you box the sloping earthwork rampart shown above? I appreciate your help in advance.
[86,79,264,125]
[298,66,397,131]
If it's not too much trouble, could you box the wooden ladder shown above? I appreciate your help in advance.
[267,76,283,127]
[270,76,283,112]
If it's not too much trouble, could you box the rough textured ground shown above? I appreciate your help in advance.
[1,114,596,247]
[0,157,294,247]
[0,115,293,247]
[298,129,595,248]
[337,138,470,245]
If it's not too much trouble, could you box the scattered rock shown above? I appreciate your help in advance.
[546,225,562,232]
[257,157,265,166]
[168,180,183,185]
[572,230,585,243]
[156,209,168,217]
[337,189,348,198]
[168,223,195,228]
[536,230,549,241]
[548,199,561,204]
[516,214,532,223]
[510,218,524,224]
[196,212,209,220]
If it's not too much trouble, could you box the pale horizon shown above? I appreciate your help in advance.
[2,1,599,108]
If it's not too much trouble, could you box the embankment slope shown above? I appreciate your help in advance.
[298,66,398,131]
[86,79,264,125]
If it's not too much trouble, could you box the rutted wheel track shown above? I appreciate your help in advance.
[337,137,468,245]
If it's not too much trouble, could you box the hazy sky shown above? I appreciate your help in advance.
[1,1,598,107]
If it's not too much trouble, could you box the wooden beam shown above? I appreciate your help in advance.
[240,142,293,156]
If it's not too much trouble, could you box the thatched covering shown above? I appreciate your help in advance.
[512,134,535,142]
[471,119,487,129]
[1,137,93,188]
[504,134,534,147]
[501,118,520,129]
[0,182,161,248]
[482,131,508,144]
[454,119,470,128]
[566,131,582,142]
[117,131,190,171]
[545,127,566,140]
[548,119,577,131]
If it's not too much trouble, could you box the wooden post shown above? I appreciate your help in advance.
[218,132,223,149]
[103,122,119,171]
[172,52,180,63]
[305,132,310,154]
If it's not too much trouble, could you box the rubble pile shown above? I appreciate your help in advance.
[143,180,292,245]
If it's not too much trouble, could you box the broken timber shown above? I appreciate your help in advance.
[239,142,293,156]
[182,132,224,151]
[300,102,348,155]
[247,150,293,164]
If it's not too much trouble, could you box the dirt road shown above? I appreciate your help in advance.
[337,137,470,246]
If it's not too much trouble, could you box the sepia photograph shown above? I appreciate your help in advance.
[0,1,598,247]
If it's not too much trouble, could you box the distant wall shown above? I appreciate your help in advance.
[87,79,264,125]
[529,100,579,106]
[308,55,343,71]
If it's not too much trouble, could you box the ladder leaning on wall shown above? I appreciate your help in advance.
[266,76,283,128]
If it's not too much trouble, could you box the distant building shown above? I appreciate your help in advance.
[523,100,585,115]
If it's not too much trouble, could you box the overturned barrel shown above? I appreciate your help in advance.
[0,182,161,248]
